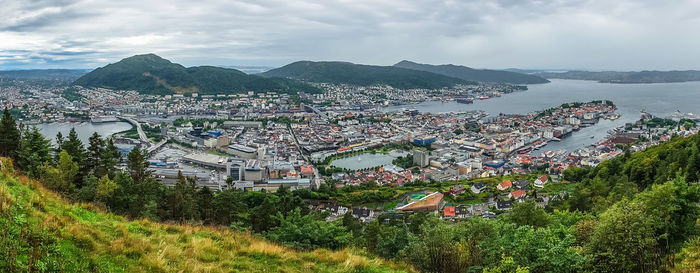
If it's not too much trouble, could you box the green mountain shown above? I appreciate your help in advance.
[73,54,320,94]
[0,161,411,272]
[261,61,472,89]
[393,60,550,84]
[535,70,700,83]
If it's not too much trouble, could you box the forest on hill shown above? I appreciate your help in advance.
[261,61,472,89]
[394,60,550,84]
[73,54,321,95]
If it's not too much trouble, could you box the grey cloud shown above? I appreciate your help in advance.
[1,0,700,70]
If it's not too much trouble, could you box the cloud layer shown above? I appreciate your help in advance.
[2,0,699,70]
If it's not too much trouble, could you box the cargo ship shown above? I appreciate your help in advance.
[455,97,473,104]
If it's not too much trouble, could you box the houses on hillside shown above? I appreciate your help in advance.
[534,175,549,188]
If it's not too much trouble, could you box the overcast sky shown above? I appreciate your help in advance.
[1,0,700,70]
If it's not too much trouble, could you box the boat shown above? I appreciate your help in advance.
[455,98,474,104]
[478,96,489,100]
[518,147,532,154]
[590,136,594,139]
[533,141,547,150]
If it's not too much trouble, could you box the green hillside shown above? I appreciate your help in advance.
[73,54,321,95]
[261,61,472,89]
[0,159,411,273]
[393,60,550,84]
[535,70,700,83]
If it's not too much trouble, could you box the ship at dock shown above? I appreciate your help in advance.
[455,97,473,104]
[90,116,120,123]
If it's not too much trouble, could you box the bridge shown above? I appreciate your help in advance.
[118,116,167,154]
[118,116,149,143]
[147,139,167,154]
[303,105,328,119]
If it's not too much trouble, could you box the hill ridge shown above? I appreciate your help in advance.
[73,54,321,95]
[261,60,472,89]
[393,60,550,84]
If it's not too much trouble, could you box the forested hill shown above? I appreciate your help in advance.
[393,60,550,84]
[535,70,700,83]
[73,54,321,95]
[0,159,410,272]
[260,61,472,89]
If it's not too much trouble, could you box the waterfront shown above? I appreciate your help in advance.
[384,79,700,153]
[36,121,133,144]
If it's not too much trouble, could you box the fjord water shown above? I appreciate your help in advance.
[37,121,132,144]
[385,79,700,152]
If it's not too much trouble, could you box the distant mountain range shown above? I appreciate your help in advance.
[0,69,87,82]
[223,65,275,74]
[261,61,473,89]
[70,55,567,93]
[534,70,700,84]
[393,61,550,84]
[73,54,320,95]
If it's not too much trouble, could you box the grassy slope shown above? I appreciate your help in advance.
[0,163,412,273]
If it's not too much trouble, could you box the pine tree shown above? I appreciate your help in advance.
[197,186,214,223]
[55,131,64,148]
[97,138,121,178]
[54,132,65,161]
[251,195,279,232]
[86,132,104,174]
[0,108,20,159]
[77,175,98,202]
[57,150,79,192]
[61,128,86,186]
[172,171,199,222]
[17,126,52,177]
[342,211,362,236]
[276,185,305,217]
[96,174,117,205]
[686,147,699,182]
[126,145,150,183]
[61,128,85,165]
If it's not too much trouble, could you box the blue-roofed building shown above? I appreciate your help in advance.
[116,144,136,156]
[484,160,505,169]
[413,136,437,146]
[148,160,167,167]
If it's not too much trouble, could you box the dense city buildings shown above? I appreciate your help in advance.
[2,78,698,219]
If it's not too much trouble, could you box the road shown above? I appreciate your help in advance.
[304,105,329,119]
[147,139,167,153]
[288,125,322,189]
[119,116,150,144]
[119,116,169,154]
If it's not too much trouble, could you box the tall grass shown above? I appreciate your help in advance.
[0,161,414,273]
